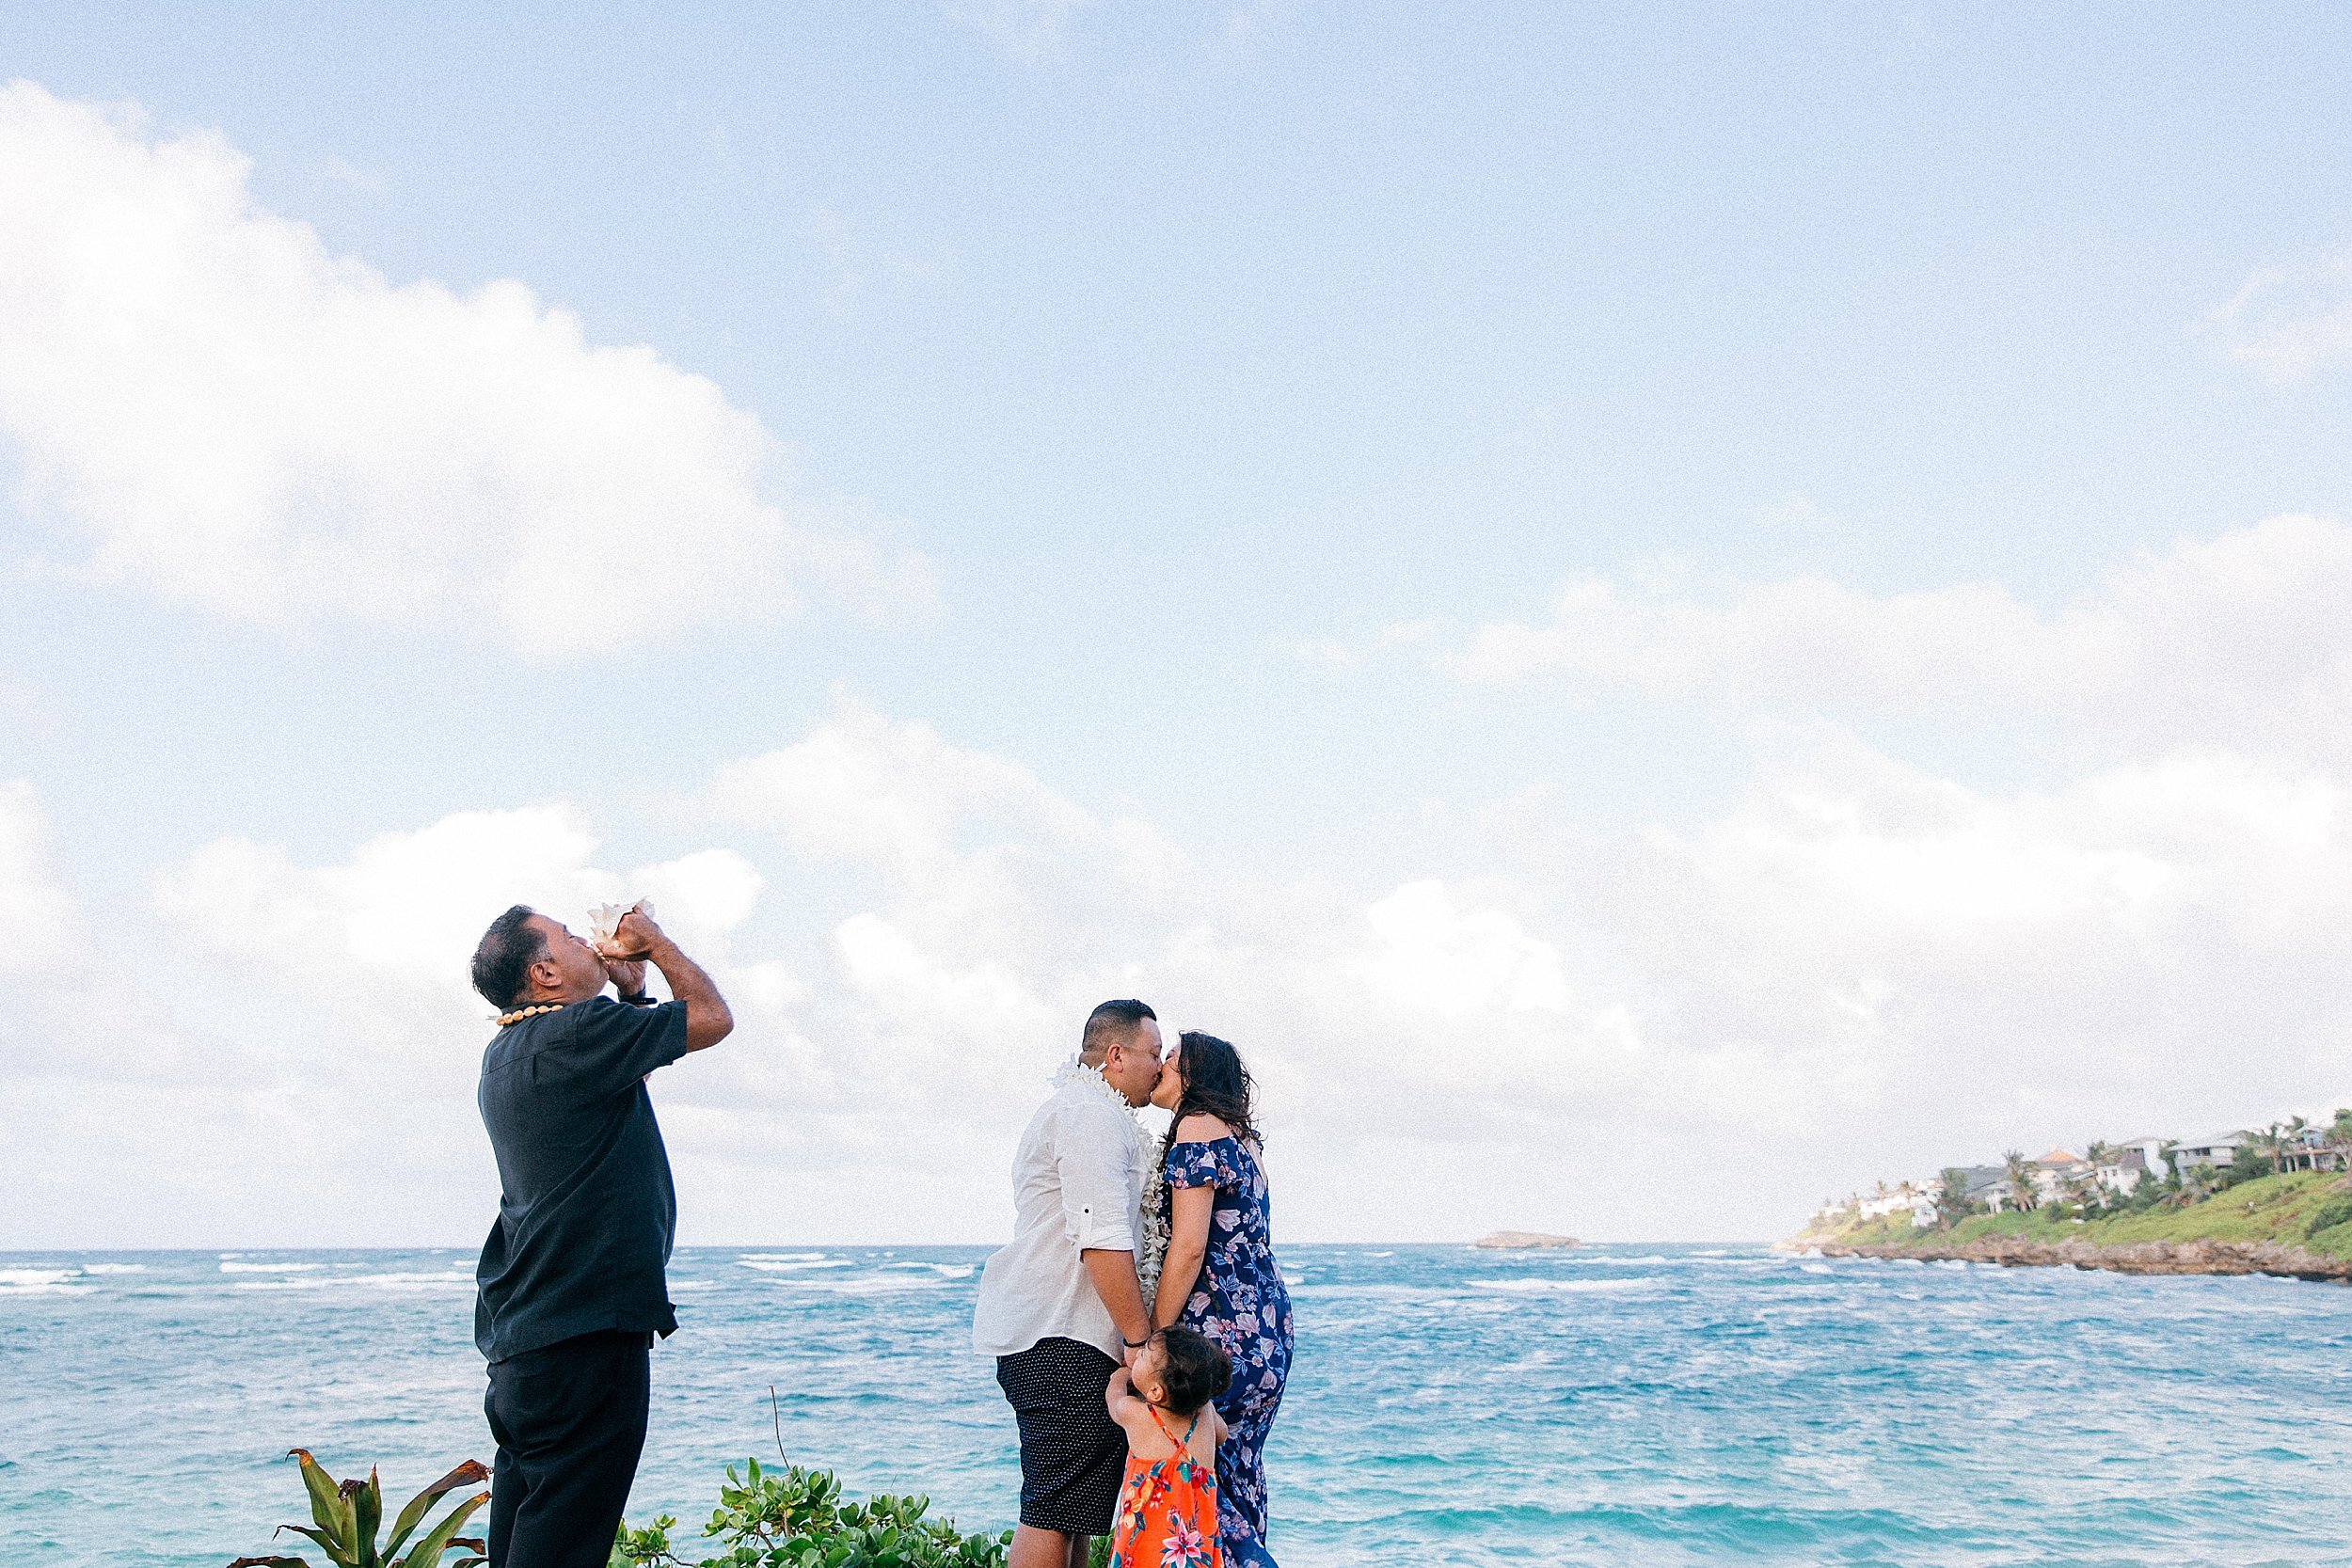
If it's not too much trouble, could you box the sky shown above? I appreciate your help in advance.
[7,1,2352,1247]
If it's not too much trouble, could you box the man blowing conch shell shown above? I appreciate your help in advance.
[468,901,734,1568]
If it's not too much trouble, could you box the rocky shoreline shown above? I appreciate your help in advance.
[1816,1234,2352,1284]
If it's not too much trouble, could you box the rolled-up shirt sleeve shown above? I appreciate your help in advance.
[1056,1105,1137,1252]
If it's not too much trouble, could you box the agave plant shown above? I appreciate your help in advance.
[228,1448,490,1568]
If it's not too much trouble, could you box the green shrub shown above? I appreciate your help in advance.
[2305,1192,2352,1238]
[612,1457,1011,1568]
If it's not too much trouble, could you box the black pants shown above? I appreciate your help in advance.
[485,1329,653,1568]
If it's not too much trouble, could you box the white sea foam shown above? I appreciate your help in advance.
[80,1262,147,1275]
[1472,1276,1655,1294]
[343,1272,474,1291]
[783,1275,946,1294]
[220,1261,326,1274]
[738,1252,828,1262]
[737,1257,855,1272]
[0,1268,87,1293]
[1799,1262,1836,1275]
[232,1279,327,1291]
[227,1270,468,1292]
[884,1261,975,1279]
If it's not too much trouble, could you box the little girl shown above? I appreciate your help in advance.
[1104,1325,1232,1568]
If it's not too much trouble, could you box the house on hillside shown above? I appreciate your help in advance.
[2172,1132,2244,1173]
[1855,1184,1909,1221]
[2105,1136,2169,1193]
[2286,1122,2345,1173]
[2031,1148,2093,1206]
[1856,1181,1937,1226]
[1961,1165,2013,1214]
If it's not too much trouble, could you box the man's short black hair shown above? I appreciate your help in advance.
[1081,998,1156,1061]
[471,904,547,1009]
[1151,1325,1232,1417]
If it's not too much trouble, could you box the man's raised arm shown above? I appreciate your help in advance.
[609,908,734,1052]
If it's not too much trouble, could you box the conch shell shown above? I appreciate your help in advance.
[588,899,655,952]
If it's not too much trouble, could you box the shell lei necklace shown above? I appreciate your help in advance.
[495,1001,570,1028]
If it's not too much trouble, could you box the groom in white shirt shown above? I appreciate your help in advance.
[973,999,1166,1568]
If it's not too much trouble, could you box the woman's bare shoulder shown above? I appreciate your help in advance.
[1172,1112,1234,1144]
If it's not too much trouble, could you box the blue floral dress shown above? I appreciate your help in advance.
[1164,1135,1292,1568]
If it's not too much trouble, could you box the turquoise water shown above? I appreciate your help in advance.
[6,1243,2352,1565]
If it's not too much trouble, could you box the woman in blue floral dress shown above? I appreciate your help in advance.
[1149,1031,1293,1568]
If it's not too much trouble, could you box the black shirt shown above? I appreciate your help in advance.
[474,996,691,1361]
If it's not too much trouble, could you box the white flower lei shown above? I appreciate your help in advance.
[1137,1145,1169,1306]
[1053,1056,1168,1302]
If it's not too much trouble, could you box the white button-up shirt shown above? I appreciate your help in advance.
[972,1072,1146,1360]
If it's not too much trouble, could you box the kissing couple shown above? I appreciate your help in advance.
[973,1001,1294,1568]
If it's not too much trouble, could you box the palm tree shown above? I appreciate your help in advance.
[1935,1166,1974,1230]
[2004,1149,2040,1212]
[2158,1140,2189,1204]
[2083,1140,2117,1209]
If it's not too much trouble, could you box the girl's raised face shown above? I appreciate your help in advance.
[1149,1050,1184,1111]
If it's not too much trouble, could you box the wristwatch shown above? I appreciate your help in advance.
[619,990,653,1006]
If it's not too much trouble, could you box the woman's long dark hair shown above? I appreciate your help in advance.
[1162,1030,1260,1157]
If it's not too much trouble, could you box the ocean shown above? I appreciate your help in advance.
[6,1243,2352,1565]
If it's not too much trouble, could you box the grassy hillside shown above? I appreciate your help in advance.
[1818,1172,2352,1259]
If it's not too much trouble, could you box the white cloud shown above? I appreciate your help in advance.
[0,779,84,969]
[2215,250,2352,380]
[152,805,769,1049]
[1358,880,1571,1016]
[19,679,2352,1248]
[0,82,930,656]
[1561,740,2352,1161]
[1437,513,2352,753]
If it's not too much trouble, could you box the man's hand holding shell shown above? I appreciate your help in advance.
[590,899,663,961]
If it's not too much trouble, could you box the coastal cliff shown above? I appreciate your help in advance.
[1789,1171,2352,1284]
[1817,1233,2352,1282]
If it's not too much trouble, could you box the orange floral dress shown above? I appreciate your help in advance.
[1107,1406,1222,1568]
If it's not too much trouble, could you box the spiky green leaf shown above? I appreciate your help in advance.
[355,1470,383,1568]
[290,1450,357,1560]
[384,1462,490,1559]
[389,1489,488,1568]
[278,1524,356,1568]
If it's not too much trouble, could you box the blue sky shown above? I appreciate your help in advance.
[8,3,2352,1246]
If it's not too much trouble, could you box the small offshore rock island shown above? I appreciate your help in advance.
[1472,1229,1581,1249]
[1788,1117,2352,1284]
